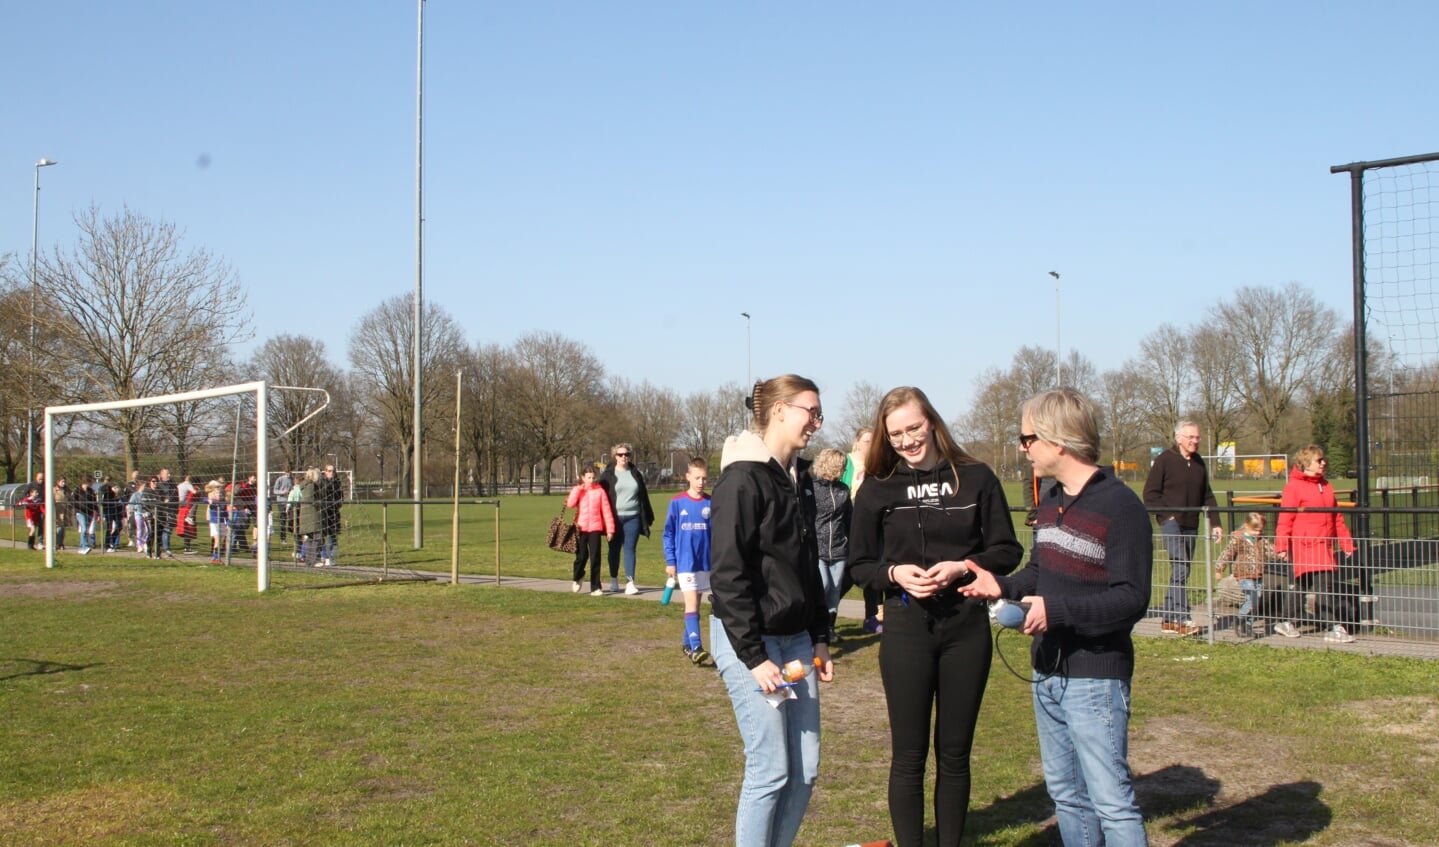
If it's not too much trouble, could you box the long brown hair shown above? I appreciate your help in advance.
[748,374,821,434]
[864,386,979,481]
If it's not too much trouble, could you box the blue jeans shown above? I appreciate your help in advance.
[1237,578,1260,625]
[818,559,845,613]
[711,617,821,847]
[1033,675,1147,847]
[76,513,94,549]
[1160,519,1196,623]
[608,514,642,582]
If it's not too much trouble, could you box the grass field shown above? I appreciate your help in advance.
[3,545,1437,846]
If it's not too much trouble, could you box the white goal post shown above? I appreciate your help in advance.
[42,381,273,591]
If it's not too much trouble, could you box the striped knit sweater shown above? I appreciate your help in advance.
[1000,467,1152,680]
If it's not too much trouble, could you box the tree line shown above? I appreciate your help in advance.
[6,208,1417,492]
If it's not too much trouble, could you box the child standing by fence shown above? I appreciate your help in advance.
[1215,512,1275,638]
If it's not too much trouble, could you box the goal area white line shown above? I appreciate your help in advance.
[42,380,274,592]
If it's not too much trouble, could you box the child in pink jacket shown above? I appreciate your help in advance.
[567,468,616,595]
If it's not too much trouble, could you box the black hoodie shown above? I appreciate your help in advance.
[710,429,827,669]
[849,460,1023,617]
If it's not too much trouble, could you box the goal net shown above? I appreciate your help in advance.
[41,382,435,591]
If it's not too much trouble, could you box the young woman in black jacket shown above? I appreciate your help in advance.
[849,386,1022,847]
[709,374,834,847]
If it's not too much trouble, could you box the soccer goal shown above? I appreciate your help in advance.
[43,381,275,590]
[42,382,442,591]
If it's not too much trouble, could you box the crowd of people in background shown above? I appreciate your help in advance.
[15,382,1375,847]
[13,465,343,566]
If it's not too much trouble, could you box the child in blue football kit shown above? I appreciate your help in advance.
[663,458,713,665]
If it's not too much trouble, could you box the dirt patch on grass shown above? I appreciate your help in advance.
[1131,713,1421,847]
[0,580,121,600]
[1340,696,1439,765]
[0,780,173,844]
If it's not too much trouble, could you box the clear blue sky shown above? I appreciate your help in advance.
[5,2,1437,423]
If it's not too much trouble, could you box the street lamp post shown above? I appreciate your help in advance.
[1048,271,1061,385]
[413,0,425,548]
[28,158,59,484]
[741,311,752,389]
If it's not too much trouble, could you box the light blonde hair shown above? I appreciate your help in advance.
[1242,511,1266,532]
[1293,444,1325,472]
[812,448,847,481]
[1020,388,1101,464]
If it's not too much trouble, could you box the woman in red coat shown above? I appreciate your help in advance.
[1274,445,1356,643]
[175,486,203,554]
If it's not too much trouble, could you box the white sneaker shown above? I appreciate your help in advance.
[610,578,620,593]
[572,581,582,593]
[625,580,639,595]
[1325,624,1356,644]
[590,588,605,597]
[1274,621,1301,638]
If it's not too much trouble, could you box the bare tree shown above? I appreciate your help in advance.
[1213,283,1337,453]
[37,206,251,472]
[1010,345,1057,397]
[1189,323,1247,453]
[835,380,885,443]
[348,295,466,494]
[506,331,607,494]
[610,378,683,476]
[961,367,1023,477]
[249,334,348,470]
[0,278,30,481]
[1100,365,1149,480]
[1133,324,1193,444]
[459,343,520,495]
[678,381,747,464]
[1060,349,1101,397]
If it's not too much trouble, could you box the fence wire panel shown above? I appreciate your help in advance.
[1013,518,1439,659]
[1356,155,1439,492]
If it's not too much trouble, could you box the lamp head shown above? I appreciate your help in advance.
[36,158,58,168]
[1048,271,1059,279]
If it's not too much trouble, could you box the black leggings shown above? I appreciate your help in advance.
[879,597,993,847]
[572,531,603,589]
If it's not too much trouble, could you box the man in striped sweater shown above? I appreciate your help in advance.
[964,388,1152,847]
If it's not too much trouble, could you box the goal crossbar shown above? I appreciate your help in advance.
[42,380,273,591]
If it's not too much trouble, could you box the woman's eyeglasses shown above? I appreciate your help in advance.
[1017,433,1040,449]
[888,422,927,447]
[783,402,824,425]
[614,452,630,458]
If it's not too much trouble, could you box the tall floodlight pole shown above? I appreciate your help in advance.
[1048,271,1061,385]
[413,0,425,548]
[741,312,751,388]
[28,158,59,485]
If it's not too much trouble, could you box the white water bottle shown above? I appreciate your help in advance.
[661,576,677,605]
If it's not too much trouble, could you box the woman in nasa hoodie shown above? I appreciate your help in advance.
[849,386,1022,847]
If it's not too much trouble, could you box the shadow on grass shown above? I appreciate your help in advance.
[1165,778,1329,846]
[968,765,1329,846]
[0,657,101,681]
